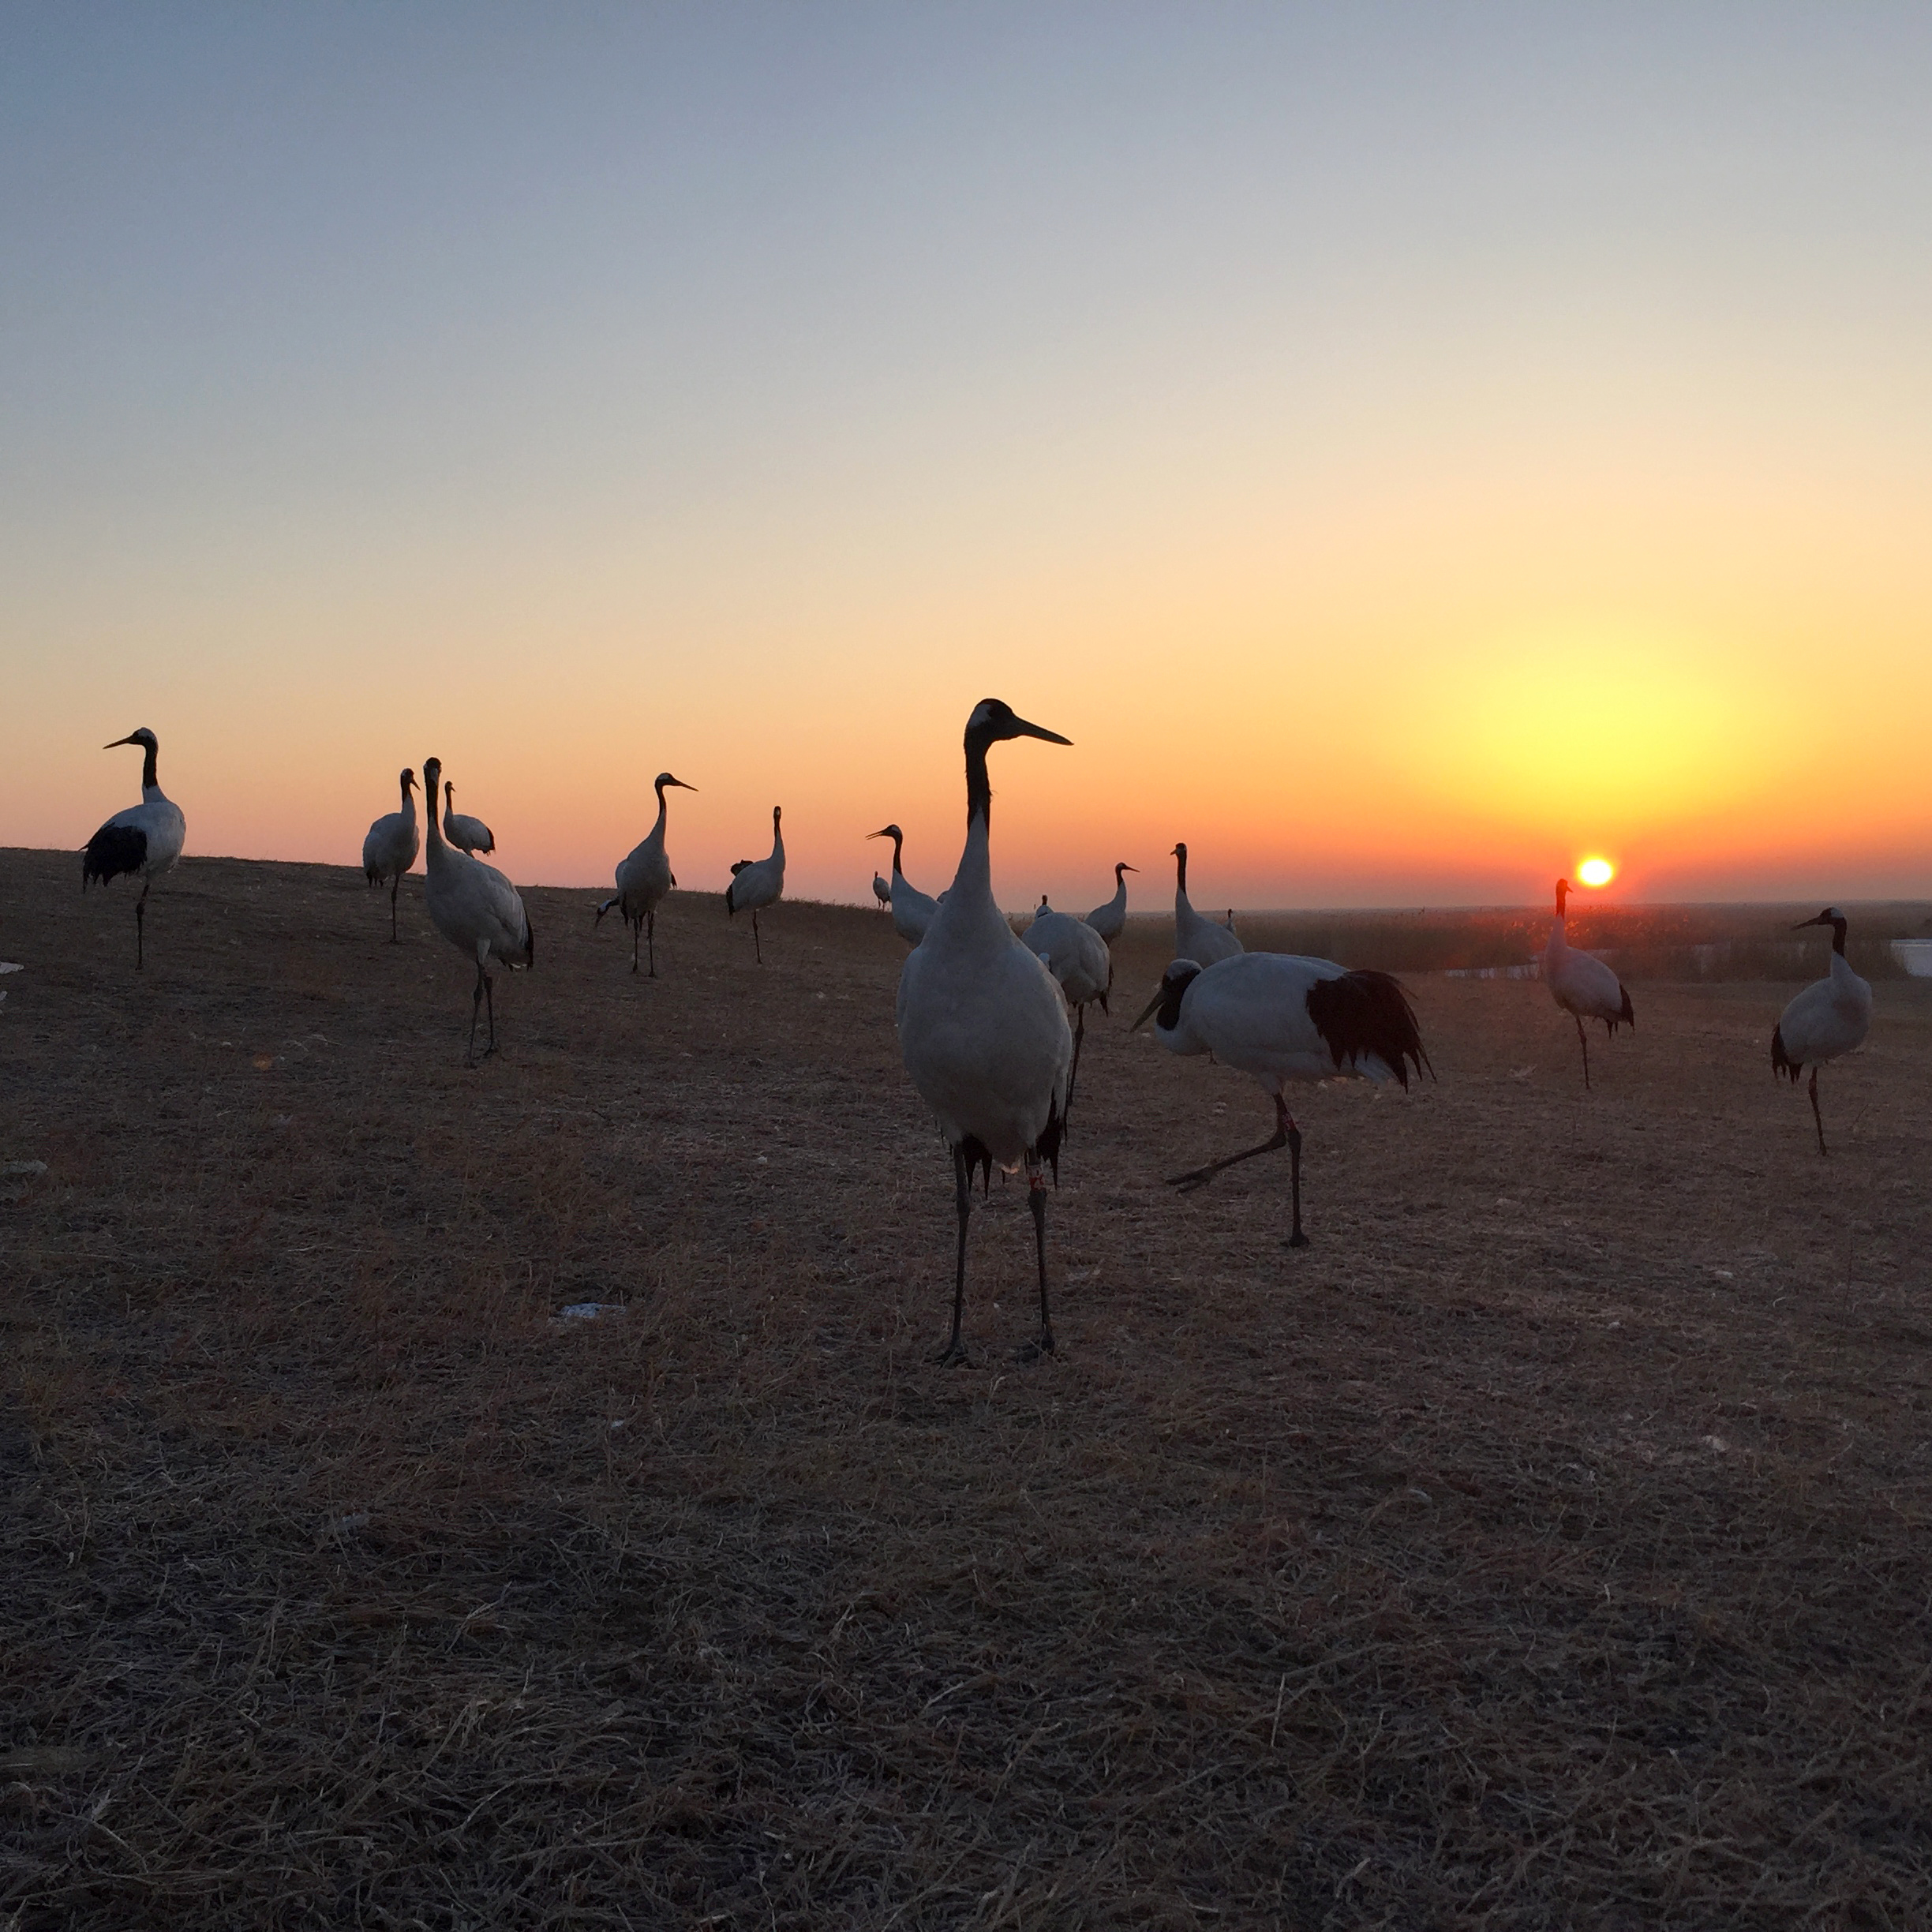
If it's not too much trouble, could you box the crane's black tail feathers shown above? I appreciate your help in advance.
[958,1135,994,1198]
[1306,969,1432,1089]
[1771,1024,1801,1082]
[522,919,536,969]
[1612,983,1635,1032]
[82,823,147,889]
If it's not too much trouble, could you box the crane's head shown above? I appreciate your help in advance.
[1117,861,1139,878]
[421,756,442,792]
[1133,960,1204,1032]
[1171,843,1187,862]
[773,805,783,825]
[1555,878,1570,915]
[104,728,158,752]
[654,773,696,792]
[964,699,1071,749]
[1794,907,1847,931]
[400,768,417,793]
[444,781,455,802]
[867,824,903,842]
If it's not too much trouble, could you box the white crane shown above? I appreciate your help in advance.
[872,871,892,911]
[1135,951,1428,1247]
[1172,842,1242,966]
[724,806,784,962]
[1023,896,1114,1109]
[867,823,939,944]
[1772,907,1873,1155]
[421,756,534,1063]
[441,781,496,856]
[897,700,1073,1364]
[1084,862,1137,942]
[594,771,695,975]
[361,767,421,943]
[82,728,186,969]
[1541,878,1634,1088]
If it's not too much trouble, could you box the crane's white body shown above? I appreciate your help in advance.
[1084,862,1136,943]
[361,768,421,942]
[1772,909,1872,1155]
[1172,843,1242,966]
[83,728,188,968]
[601,772,693,975]
[1541,880,1634,1087]
[1024,901,1112,1011]
[442,782,496,856]
[870,825,938,943]
[725,807,785,960]
[872,872,892,909]
[421,756,532,1060]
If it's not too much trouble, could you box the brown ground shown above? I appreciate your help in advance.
[2,848,1929,1930]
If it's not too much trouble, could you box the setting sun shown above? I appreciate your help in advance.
[1577,858,1615,888]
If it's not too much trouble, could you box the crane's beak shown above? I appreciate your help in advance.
[1131,987,1165,1031]
[103,735,137,749]
[1010,715,1072,746]
[1121,863,1139,873]
[1791,913,1829,930]
[866,828,892,841]
[668,778,697,791]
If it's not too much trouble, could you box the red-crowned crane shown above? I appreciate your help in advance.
[872,871,892,910]
[82,728,186,969]
[596,771,695,975]
[1541,878,1634,1088]
[361,768,420,943]
[1172,842,1241,966]
[441,781,495,856]
[1135,952,1428,1248]
[421,756,533,1064]
[1772,907,1873,1155]
[724,807,784,962]
[867,823,939,944]
[1024,896,1113,1110]
[1084,862,1136,942]
[896,701,1073,1364]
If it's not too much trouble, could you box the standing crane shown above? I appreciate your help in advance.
[1135,952,1428,1247]
[1772,907,1873,1155]
[1084,862,1137,942]
[361,768,420,943]
[896,700,1073,1364]
[724,807,784,962]
[421,756,533,1064]
[1023,897,1113,1109]
[1171,843,1242,966]
[872,872,893,911]
[82,728,186,969]
[595,771,695,975]
[867,824,939,944]
[441,781,496,856]
[1541,878,1634,1088]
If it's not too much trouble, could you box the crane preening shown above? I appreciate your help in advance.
[1542,878,1634,1088]
[867,824,939,944]
[896,700,1073,1364]
[1772,908,1873,1155]
[82,728,187,969]
[421,756,534,1064]
[595,771,695,975]
[1084,862,1136,943]
[1172,843,1241,966]
[724,807,784,961]
[361,768,420,942]
[441,782,495,856]
[1023,897,1113,1110]
[1136,952,1428,1247]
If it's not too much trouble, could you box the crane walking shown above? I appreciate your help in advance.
[1542,878,1634,1088]
[595,771,695,975]
[867,824,939,944]
[724,807,784,962]
[1136,951,1428,1247]
[897,701,1073,1364]
[1171,843,1242,966]
[1772,908,1873,1155]
[361,768,420,943]
[421,756,533,1064]
[82,728,187,969]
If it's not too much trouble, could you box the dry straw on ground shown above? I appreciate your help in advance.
[2,848,1929,1929]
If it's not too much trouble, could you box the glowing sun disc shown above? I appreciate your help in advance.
[1577,858,1615,888]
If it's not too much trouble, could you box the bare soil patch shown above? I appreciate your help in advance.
[3,848,1929,1929]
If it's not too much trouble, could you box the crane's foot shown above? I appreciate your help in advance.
[932,1339,968,1368]
[1288,1230,1312,1249]
[1014,1333,1055,1364]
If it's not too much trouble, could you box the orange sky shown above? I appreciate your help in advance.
[5,9,1930,909]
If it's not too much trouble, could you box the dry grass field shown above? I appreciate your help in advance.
[3,848,1930,1930]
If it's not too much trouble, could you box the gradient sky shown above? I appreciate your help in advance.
[5,3,1930,908]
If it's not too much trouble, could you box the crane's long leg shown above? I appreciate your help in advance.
[1168,1095,1291,1193]
[1065,1005,1088,1114]
[466,961,486,1065]
[937,1143,972,1365]
[482,969,497,1058]
[646,909,657,978]
[752,908,763,964]
[1286,1122,1308,1247]
[389,874,401,943]
[1808,1065,1828,1156]
[136,876,150,970]
[1575,1014,1592,1090]
[1020,1161,1055,1360]
[629,914,640,975]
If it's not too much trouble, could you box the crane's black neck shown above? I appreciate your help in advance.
[1829,916,1847,957]
[964,729,994,828]
[888,828,904,870]
[1174,846,1189,894]
[399,773,412,809]
[140,740,158,792]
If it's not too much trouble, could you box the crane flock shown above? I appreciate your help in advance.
[69,713,1896,1359]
